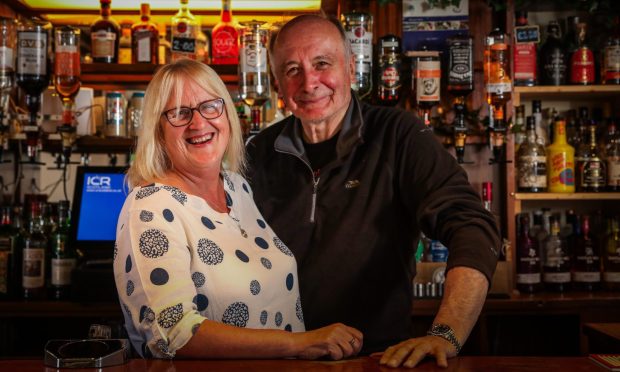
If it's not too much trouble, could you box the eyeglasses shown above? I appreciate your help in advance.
[161,98,225,127]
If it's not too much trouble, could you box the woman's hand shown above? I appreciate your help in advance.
[294,323,363,360]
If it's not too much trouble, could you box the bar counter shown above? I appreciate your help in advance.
[0,356,607,371]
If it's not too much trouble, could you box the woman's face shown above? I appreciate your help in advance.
[161,79,230,176]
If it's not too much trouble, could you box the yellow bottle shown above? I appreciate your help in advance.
[546,119,575,193]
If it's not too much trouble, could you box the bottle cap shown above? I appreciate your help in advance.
[379,34,401,54]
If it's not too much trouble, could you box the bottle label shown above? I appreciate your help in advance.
[518,155,547,188]
[570,47,595,84]
[608,156,620,186]
[514,43,537,81]
[171,37,196,54]
[379,56,401,90]
[0,46,14,70]
[603,272,620,283]
[579,159,607,188]
[543,272,571,283]
[213,28,237,57]
[22,248,45,289]
[486,82,512,95]
[92,30,117,59]
[416,60,440,102]
[240,46,267,74]
[345,27,372,63]
[572,271,601,282]
[604,45,620,81]
[0,251,8,294]
[54,45,80,76]
[51,258,77,286]
[17,31,47,75]
[517,272,541,284]
[548,152,575,189]
[542,49,567,84]
[448,44,473,85]
[135,30,152,62]
[575,253,600,265]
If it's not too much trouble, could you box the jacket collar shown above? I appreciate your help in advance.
[274,91,364,160]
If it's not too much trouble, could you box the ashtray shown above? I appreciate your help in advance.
[44,339,130,368]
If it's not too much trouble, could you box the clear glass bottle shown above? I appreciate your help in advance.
[50,200,75,300]
[539,21,567,86]
[411,49,441,127]
[517,116,547,192]
[543,214,571,292]
[21,200,48,300]
[572,214,601,291]
[54,26,81,125]
[132,3,159,64]
[171,0,198,62]
[376,34,402,106]
[211,0,238,65]
[532,100,547,146]
[91,0,120,63]
[0,17,16,127]
[514,105,526,152]
[576,125,607,192]
[516,213,542,293]
[341,10,373,99]
[118,24,132,64]
[546,118,576,193]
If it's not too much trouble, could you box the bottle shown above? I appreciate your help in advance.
[576,125,607,192]
[513,11,537,86]
[543,215,571,292]
[376,34,402,106]
[411,49,441,127]
[0,206,17,299]
[157,24,171,65]
[341,10,373,99]
[211,0,238,65]
[539,21,567,86]
[531,100,547,146]
[517,116,547,192]
[171,0,199,62]
[482,181,492,212]
[602,16,620,85]
[514,105,526,152]
[572,214,601,291]
[546,118,576,193]
[118,24,131,64]
[570,22,595,85]
[603,217,620,290]
[131,3,159,64]
[606,120,620,191]
[0,17,16,126]
[50,201,75,300]
[446,35,474,100]
[516,213,542,293]
[91,0,120,63]
[21,201,48,300]
[195,26,208,63]
[54,26,81,125]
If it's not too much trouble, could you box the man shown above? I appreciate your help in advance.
[246,14,499,368]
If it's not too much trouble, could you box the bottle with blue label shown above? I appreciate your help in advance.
[431,240,448,262]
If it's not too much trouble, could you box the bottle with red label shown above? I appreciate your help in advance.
[513,11,537,86]
[131,3,159,64]
[91,0,120,63]
[411,49,440,127]
[376,34,401,106]
[602,16,620,85]
[211,0,238,65]
[570,22,595,85]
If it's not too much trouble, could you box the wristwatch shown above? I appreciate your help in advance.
[427,323,462,354]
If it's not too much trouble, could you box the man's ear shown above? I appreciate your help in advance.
[348,55,356,83]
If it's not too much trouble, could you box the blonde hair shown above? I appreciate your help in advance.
[127,59,245,188]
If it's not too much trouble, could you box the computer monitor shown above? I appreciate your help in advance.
[70,166,129,259]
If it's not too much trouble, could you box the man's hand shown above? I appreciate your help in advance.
[376,335,457,368]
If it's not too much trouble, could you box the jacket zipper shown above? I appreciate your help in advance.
[275,148,319,223]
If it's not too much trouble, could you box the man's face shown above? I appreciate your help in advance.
[271,19,355,129]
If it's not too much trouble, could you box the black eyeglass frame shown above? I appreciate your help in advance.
[161,97,226,127]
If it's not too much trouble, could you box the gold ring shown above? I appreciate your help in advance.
[349,338,356,346]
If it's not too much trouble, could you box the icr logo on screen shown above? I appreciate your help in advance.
[87,176,111,187]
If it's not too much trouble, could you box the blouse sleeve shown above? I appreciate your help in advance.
[114,191,207,358]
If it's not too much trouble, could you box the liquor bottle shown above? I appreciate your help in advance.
[91,0,120,63]
[576,125,607,192]
[602,16,620,85]
[171,0,199,62]
[539,21,567,86]
[570,22,595,85]
[118,24,131,64]
[0,17,16,127]
[54,26,81,125]
[516,116,547,192]
[603,217,620,290]
[158,24,171,65]
[482,181,492,212]
[543,215,571,292]
[485,27,512,113]
[211,0,238,65]
[516,213,542,293]
[195,26,208,63]
[132,3,159,64]
[513,11,537,87]
[411,49,440,127]
[341,10,373,99]
[514,105,526,152]
[532,100,547,146]
[546,118,576,193]
[446,35,474,100]
[376,34,402,106]
[572,214,601,291]
[0,206,18,299]
[21,201,48,300]
[606,120,620,191]
[50,201,75,300]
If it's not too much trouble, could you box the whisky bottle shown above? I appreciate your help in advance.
[572,214,601,291]
[485,27,512,111]
[171,0,198,62]
[576,125,607,192]
[91,0,120,63]
[0,206,17,299]
[50,201,75,300]
[602,16,620,85]
[606,120,620,191]
[211,0,238,65]
[570,22,595,85]
[513,11,537,86]
[516,213,542,293]
[546,118,576,193]
[376,34,402,106]
[539,21,567,86]
[543,215,571,292]
[516,116,547,192]
[132,3,159,64]
[603,217,620,290]
[21,201,48,300]
[446,35,473,100]
[411,49,440,126]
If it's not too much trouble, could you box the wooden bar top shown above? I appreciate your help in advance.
[0,356,607,372]
[584,323,620,341]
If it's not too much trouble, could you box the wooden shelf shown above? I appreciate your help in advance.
[513,85,620,106]
[513,192,620,201]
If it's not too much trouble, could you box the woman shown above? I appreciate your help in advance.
[114,59,362,359]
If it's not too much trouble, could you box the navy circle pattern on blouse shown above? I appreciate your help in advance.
[139,229,169,258]
[140,210,154,222]
[235,250,249,263]
[201,216,216,230]
[256,219,266,229]
[260,310,268,325]
[274,237,294,257]
[193,294,209,311]
[250,280,261,295]
[163,209,174,222]
[126,280,135,296]
[242,183,249,193]
[140,305,155,323]
[284,324,292,332]
[197,238,224,265]
[254,237,269,249]
[222,302,249,327]
[125,255,132,273]
[135,186,160,200]
[275,311,283,327]
[286,273,294,291]
[192,272,205,287]
[260,257,272,269]
[157,303,183,328]
[150,268,169,285]
[296,296,304,322]
[225,191,233,207]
